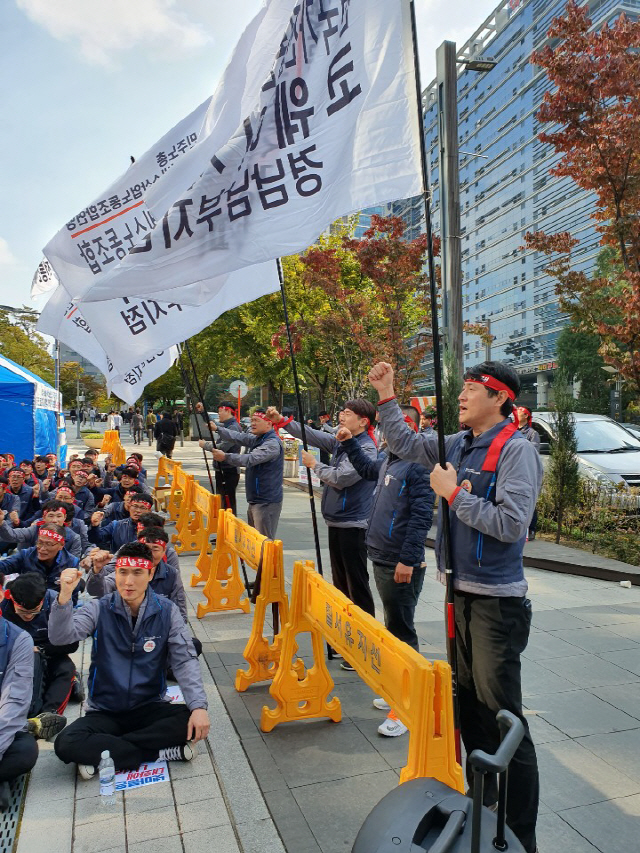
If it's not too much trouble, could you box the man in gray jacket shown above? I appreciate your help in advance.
[51,543,210,778]
[368,359,542,853]
[195,401,243,514]
[0,619,38,809]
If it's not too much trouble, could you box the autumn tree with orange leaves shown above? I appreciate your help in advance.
[524,1,640,390]
[273,215,437,402]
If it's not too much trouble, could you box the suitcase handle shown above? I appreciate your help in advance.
[467,711,524,775]
[419,803,469,853]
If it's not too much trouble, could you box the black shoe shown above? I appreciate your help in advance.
[71,674,85,702]
[0,782,10,812]
[27,712,67,740]
[339,661,355,672]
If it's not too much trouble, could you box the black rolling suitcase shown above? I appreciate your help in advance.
[352,710,526,853]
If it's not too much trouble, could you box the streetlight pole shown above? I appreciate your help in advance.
[436,44,497,378]
[437,41,463,379]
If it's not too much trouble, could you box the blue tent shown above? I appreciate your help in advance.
[0,354,63,464]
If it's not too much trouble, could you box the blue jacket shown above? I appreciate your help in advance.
[320,432,377,525]
[1,590,78,657]
[88,590,172,712]
[88,516,138,551]
[0,546,80,599]
[0,493,19,516]
[342,440,434,567]
[0,619,20,693]
[0,520,81,558]
[8,485,34,521]
[211,427,284,505]
[87,557,187,622]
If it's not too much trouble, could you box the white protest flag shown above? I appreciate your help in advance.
[79,0,422,306]
[37,286,178,406]
[31,258,59,299]
[41,0,295,307]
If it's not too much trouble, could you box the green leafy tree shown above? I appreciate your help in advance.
[0,309,54,382]
[548,372,580,543]
[556,327,609,414]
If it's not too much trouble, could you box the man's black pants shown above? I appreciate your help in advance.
[0,733,38,782]
[328,527,375,616]
[54,701,191,771]
[454,591,538,853]
[29,652,75,717]
[215,467,240,516]
[372,562,426,651]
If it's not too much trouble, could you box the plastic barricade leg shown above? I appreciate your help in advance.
[261,561,341,731]
[196,512,249,616]
[235,541,292,692]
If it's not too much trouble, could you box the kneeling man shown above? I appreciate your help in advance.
[51,542,210,779]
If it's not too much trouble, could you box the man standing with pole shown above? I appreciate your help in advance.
[368,359,541,853]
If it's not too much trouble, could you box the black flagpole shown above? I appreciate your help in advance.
[177,345,216,494]
[180,341,253,597]
[409,0,461,761]
[276,258,325,578]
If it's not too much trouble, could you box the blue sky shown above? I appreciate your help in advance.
[0,0,499,310]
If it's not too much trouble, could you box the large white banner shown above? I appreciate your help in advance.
[40,0,295,307]
[37,286,179,406]
[77,0,421,306]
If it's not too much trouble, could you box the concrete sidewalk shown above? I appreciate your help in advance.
[14,437,640,853]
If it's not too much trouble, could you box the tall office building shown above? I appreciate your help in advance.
[408,0,629,407]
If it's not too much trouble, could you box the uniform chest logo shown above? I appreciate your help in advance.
[460,479,473,493]
[143,640,156,653]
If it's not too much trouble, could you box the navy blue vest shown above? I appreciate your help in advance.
[245,431,284,505]
[150,561,177,598]
[0,589,57,647]
[0,620,20,692]
[365,456,422,563]
[438,421,525,586]
[88,590,172,712]
[321,432,377,524]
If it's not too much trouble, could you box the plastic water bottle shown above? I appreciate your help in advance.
[98,750,116,806]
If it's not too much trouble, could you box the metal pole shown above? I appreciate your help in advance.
[410,0,461,761]
[54,339,61,457]
[176,346,216,494]
[76,371,81,439]
[437,40,464,379]
[277,258,325,577]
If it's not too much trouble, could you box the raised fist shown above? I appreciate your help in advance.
[368,362,395,398]
[90,511,105,527]
[58,568,83,605]
[336,427,353,443]
[265,407,281,423]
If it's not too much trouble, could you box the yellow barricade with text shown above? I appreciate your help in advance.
[111,439,126,466]
[261,561,464,790]
[153,456,181,510]
[196,510,291,691]
[173,482,221,561]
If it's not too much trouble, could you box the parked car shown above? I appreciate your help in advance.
[240,417,252,430]
[532,412,640,495]
[620,422,640,441]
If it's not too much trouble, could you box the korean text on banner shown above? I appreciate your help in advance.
[37,285,178,405]
[79,0,422,306]
[40,0,295,307]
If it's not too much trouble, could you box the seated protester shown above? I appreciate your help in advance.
[80,457,100,477]
[103,466,150,500]
[87,528,189,626]
[336,406,435,737]
[51,544,210,778]
[0,524,81,602]
[33,456,54,488]
[101,484,145,524]
[200,411,284,539]
[6,468,37,523]
[0,612,38,810]
[1,573,76,741]
[115,454,148,485]
[25,489,94,559]
[137,513,180,573]
[54,470,95,521]
[85,472,111,509]
[0,500,82,558]
[88,493,154,551]
[0,479,20,528]
[19,461,37,487]
[83,448,104,478]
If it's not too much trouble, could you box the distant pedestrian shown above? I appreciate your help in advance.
[69,408,77,426]
[154,413,179,458]
[132,409,144,445]
[89,408,96,427]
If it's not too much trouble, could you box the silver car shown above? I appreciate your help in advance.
[532,412,640,492]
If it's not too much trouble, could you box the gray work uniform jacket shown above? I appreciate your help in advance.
[0,627,33,762]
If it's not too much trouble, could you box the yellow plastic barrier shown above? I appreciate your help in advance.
[167,465,190,524]
[261,560,464,791]
[100,430,118,455]
[111,439,126,466]
[170,472,195,552]
[173,482,221,559]
[152,457,181,511]
[196,510,292,691]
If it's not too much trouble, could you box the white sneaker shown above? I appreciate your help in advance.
[158,743,194,762]
[372,697,391,712]
[77,764,96,780]
[378,716,408,738]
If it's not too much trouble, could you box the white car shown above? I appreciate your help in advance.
[532,412,640,494]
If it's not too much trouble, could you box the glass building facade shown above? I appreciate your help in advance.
[399,0,635,407]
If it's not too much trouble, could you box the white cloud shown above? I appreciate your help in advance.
[17,0,209,66]
[0,238,18,268]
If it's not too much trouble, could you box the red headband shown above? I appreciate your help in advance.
[131,499,152,508]
[403,415,419,433]
[38,528,64,544]
[467,375,516,402]
[139,537,166,548]
[220,406,236,414]
[116,556,153,570]
[254,412,270,422]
